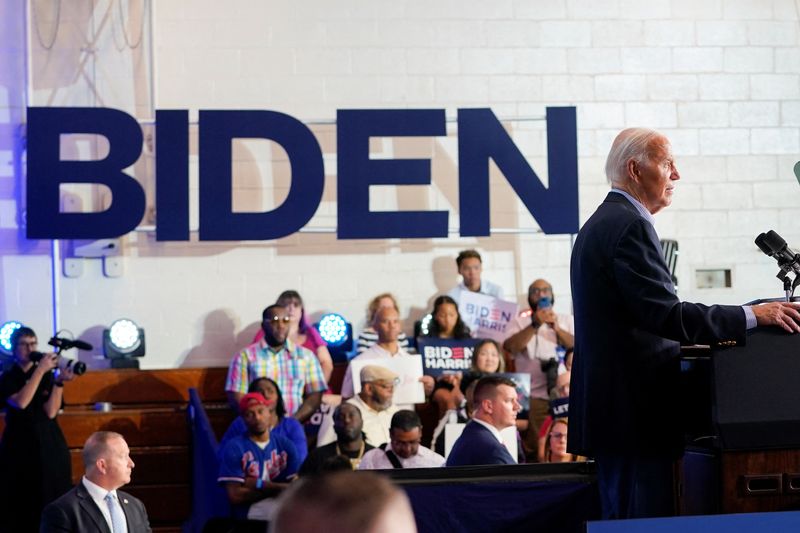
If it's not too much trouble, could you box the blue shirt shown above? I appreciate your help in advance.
[219,416,308,464]
[218,432,300,518]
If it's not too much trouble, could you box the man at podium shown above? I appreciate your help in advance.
[569,127,800,520]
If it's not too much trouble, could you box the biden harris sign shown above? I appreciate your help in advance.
[25,106,578,241]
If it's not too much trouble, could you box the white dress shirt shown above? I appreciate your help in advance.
[82,476,128,533]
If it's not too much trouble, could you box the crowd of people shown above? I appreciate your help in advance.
[210,248,578,528]
[6,125,798,530]
[0,249,575,532]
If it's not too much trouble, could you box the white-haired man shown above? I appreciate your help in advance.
[569,127,800,519]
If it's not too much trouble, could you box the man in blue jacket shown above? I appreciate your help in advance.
[446,376,520,466]
[570,127,800,520]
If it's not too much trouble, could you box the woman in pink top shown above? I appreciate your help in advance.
[253,290,334,382]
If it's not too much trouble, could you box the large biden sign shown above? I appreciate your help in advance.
[26,106,578,241]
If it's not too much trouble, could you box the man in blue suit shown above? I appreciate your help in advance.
[569,127,800,520]
[446,376,520,466]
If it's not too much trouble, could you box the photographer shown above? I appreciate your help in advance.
[503,279,574,458]
[0,326,75,532]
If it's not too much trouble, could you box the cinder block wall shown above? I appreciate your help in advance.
[1,0,798,368]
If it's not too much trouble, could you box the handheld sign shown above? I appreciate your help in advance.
[458,292,519,342]
[417,338,481,377]
[350,355,426,405]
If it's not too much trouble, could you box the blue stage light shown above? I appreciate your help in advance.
[314,313,354,362]
[318,313,348,346]
[0,321,23,354]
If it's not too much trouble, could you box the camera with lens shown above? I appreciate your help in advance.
[30,351,87,376]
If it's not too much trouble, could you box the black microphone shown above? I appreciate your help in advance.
[48,337,93,351]
[755,232,775,256]
[29,351,45,363]
[755,230,800,274]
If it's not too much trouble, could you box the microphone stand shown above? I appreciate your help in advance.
[774,257,800,302]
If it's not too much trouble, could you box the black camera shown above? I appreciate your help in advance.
[30,351,87,376]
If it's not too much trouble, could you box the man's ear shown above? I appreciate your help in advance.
[626,159,640,182]
[481,398,492,414]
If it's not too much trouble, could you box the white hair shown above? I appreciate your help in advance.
[604,128,663,185]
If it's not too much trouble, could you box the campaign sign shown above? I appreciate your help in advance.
[459,292,519,342]
[550,396,569,419]
[417,338,481,377]
[350,355,426,405]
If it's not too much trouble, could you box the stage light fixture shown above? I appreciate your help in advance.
[314,313,353,362]
[103,318,145,369]
[318,313,348,345]
[0,321,23,355]
[419,313,433,336]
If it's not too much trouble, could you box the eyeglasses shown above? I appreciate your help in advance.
[267,316,291,324]
[529,287,552,295]
[371,379,400,389]
[550,432,567,439]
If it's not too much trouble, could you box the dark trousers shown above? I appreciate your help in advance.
[595,453,676,519]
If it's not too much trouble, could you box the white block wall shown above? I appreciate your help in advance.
[0,0,798,368]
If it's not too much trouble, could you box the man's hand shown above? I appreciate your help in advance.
[534,308,557,328]
[419,375,435,396]
[752,302,800,333]
[34,353,58,375]
[58,365,77,383]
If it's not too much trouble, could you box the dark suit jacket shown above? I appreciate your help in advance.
[569,192,745,458]
[40,480,151,533]
[445,420,516,467]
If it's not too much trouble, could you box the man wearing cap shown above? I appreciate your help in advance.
[217,392,301,520]
[446,376,521,467]
[40,431,151,533]
[344,365,401,447]
[358,410,445,469]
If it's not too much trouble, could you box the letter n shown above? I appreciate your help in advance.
[457,107,578,236]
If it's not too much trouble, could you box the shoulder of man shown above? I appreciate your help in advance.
[270,432,296,454]
[286,340,315,358]
[237,340,267,360]
[355,344,387,359]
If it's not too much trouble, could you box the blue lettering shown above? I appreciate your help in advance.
[26,106,578,241]
[27,107,145,239]
[199,110,324,240]
[457,107,578,235]
[337,109,448,239]
[155,110,190,241]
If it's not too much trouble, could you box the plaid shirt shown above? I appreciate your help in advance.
[225,339,327,416]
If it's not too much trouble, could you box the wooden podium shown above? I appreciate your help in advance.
[680,328,800,515]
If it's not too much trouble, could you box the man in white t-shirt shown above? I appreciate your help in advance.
[446,249,503,304]
[503,278,574,455]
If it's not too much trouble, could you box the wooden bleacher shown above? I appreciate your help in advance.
[0,367,235,533]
